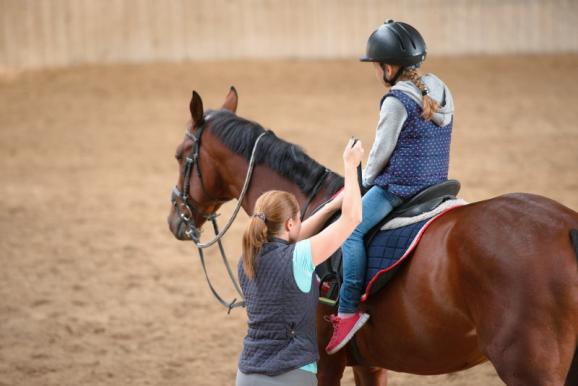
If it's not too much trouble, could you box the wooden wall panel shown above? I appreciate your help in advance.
[1,0,577,70]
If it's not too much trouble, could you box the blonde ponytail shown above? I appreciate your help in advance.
[242,215,269,279]
[403,68,439,121]
[241,190,300,280]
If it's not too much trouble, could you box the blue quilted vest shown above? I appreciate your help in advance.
[374,89,452,198]
[237,239,319,376]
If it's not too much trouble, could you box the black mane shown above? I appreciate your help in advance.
[205,109,343,197]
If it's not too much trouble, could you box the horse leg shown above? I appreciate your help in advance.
[480,301,578,386]
[316,309,387,386]
[352,366,388,386]
[317,304,347,386]
[317,351,346,386]
[483,326,575,386]
[474,281,576,386]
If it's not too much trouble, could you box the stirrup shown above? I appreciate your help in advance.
[319,276,340,306]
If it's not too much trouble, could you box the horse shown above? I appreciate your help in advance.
[167,87,578,386]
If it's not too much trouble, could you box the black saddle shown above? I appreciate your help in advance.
[316,179,461,306]
[365,179,461,241]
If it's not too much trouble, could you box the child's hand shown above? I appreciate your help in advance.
[343,138,364,168]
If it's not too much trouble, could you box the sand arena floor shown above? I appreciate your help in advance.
[1,56,577,385]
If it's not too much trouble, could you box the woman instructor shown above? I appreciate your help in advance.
[236,138,364,386]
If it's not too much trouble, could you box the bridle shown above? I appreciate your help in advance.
[171,115,269,312]
[172,115,270,246]
[171,116,228,242]
[170,115,332,313]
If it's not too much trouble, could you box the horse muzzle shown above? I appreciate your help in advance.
[167,211,192,241]
[168,187,207,241]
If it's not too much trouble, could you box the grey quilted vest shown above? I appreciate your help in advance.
[238,238,319,376]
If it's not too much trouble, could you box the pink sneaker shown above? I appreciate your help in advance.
[325,312,370,355]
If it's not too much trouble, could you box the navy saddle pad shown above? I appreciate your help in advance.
[361,218,429,300]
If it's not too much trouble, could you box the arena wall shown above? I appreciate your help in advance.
[1,0,577,70]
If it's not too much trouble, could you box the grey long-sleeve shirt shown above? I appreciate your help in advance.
[363,74,454,187]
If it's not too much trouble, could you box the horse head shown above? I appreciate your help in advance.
[168,86,342,244]
[167,87,239,241]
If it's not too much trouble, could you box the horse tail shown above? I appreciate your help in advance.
[567,345,578,385]
[571,229,578,263]
[566,230,578,386]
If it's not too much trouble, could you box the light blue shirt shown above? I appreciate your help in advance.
[292,239,317,374]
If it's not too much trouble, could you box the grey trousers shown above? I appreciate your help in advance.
[236,368,317,386]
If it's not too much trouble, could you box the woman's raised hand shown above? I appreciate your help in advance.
[309,138,363,266]
[343,138,365,168]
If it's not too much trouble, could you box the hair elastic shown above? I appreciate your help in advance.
[253,212,266,222]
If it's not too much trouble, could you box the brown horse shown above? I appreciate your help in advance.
[167,88,578,386]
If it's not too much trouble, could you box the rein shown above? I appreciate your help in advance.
[191,128,269,312]
[300,168,330,221]
[186,129,270,249]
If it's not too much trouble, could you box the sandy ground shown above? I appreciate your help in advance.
[1,56,577,386]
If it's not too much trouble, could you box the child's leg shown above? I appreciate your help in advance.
[338,186,401,315]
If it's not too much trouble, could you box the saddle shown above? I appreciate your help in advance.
[316,179,461,306]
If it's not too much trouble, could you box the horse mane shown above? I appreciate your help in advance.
[206,109,343,197]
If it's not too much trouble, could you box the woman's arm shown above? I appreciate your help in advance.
[309,139,363,266]
[297,191,343,241]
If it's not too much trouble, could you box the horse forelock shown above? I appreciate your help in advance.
[205,109,343,196]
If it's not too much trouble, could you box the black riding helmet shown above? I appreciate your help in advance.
[360,20,427,68]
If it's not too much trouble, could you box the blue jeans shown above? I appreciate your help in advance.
[338,186,402,314]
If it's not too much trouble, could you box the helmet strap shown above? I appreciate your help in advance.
[381,64,405,86]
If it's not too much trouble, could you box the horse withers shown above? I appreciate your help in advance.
[167,87,578,386]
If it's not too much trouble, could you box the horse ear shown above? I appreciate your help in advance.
[222,86,238,113]
[189,90,204,125]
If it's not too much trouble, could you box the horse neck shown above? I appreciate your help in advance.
[245,166,339,218]
[208,132,341,217]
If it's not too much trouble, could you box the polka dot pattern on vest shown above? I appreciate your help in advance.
[373,89,452,198]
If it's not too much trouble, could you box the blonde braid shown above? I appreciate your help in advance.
[403,68,439,121]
